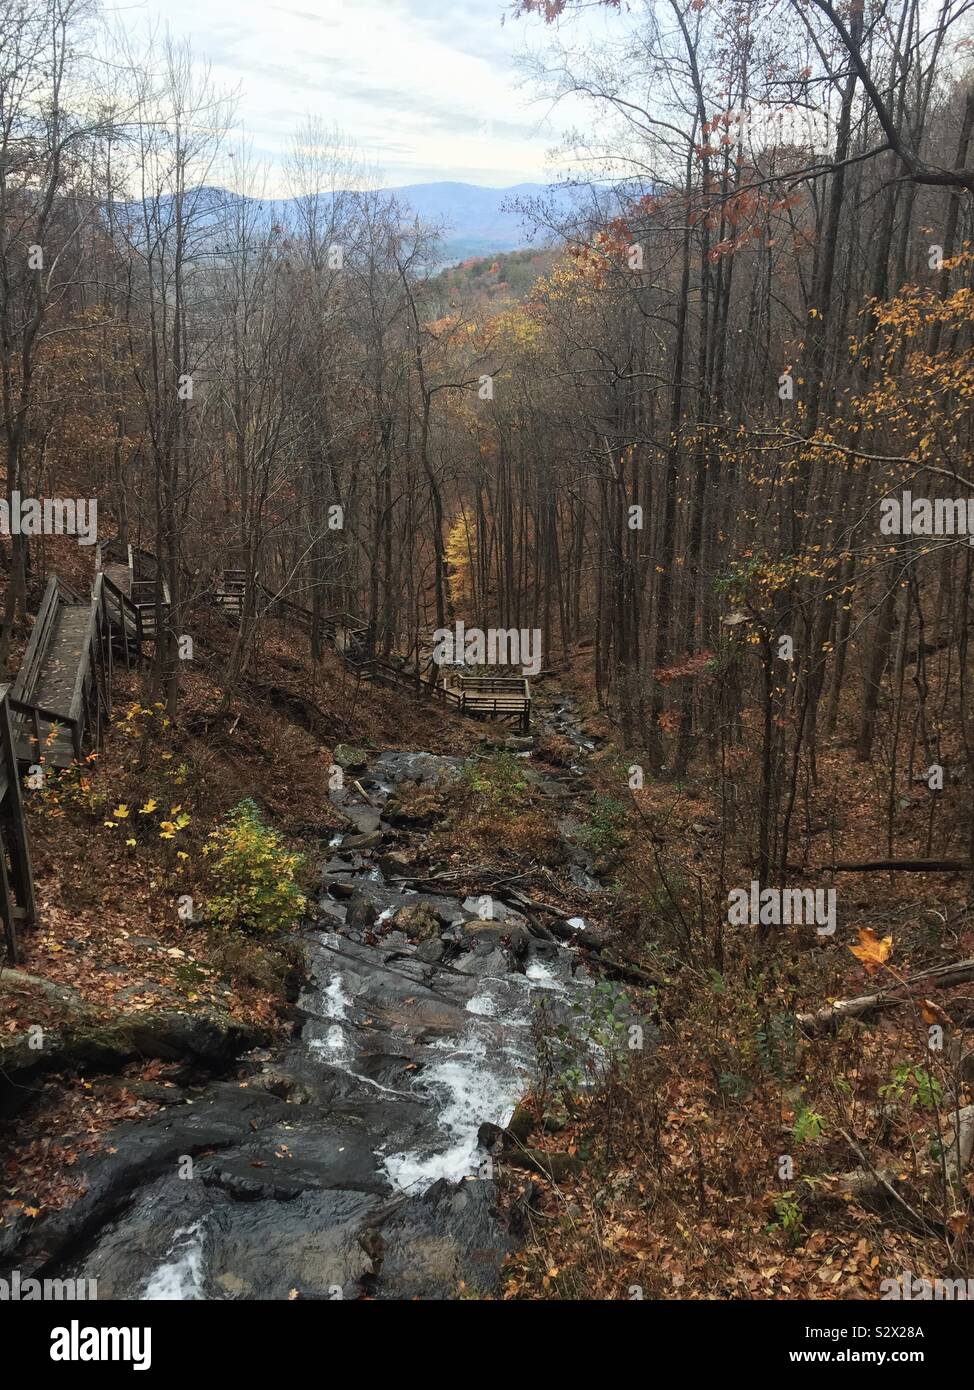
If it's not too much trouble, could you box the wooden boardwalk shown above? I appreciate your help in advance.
[212,569,532,732]
[437,673,532,733]
[9,576,110,769]
[99,538,170,659]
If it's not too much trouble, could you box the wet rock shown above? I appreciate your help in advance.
[315,899,348,924]
[321,856,355,876]
[332,744,368,771]
[376,850,414,877]
[257,1073,316,1105]
[391,902,441,942]
[92,1078,184,1107]
[381,930,410,952]
[326,880,356,899]
[504,736,535,753]
[477,1121,506,1152]
[369,1177,513,1299]
[414,938,447,964]
[345,892,378,930]
[456,919,529,960]
[460,896,528,926]
[342,806,382,835]
[341,830,382,851]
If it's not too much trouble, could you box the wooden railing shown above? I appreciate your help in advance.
[102,570,142,667]
[0,684,36,961]
[435,673,532,732]
[99,537,170,648]
[1,559,145,960]
[211,569,532,730]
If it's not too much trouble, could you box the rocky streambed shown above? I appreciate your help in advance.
[7,743,605,1300]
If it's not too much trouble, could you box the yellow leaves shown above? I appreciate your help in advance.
[848,927,893,974]
[112,804,129,819]
[139,798,158,815]
[159,810,190,840]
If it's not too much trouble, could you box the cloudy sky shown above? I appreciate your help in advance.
[108,0,610,191]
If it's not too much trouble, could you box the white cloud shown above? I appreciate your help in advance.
[118,0,562,189]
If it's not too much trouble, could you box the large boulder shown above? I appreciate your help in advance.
[456,919,529,960]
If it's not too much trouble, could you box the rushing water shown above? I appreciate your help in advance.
[43,745,593,1300]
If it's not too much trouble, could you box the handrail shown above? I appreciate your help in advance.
[66,582,101,725]
[0,683,36,961]
[212,576,531,729]
[8,693,76,728]
[10,576,60,705]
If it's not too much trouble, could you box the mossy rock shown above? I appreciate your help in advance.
[333,744,368,771]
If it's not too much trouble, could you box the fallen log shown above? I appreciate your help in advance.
[797,957,974,1035]
[945,1104,974,1190]
[822,856,967,867]
[817,859,972,873]
[501,889,657,989]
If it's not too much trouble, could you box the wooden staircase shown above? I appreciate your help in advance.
[212,570,532,731]
[99,538,170,660]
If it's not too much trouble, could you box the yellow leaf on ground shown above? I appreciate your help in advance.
[848,928,892,973]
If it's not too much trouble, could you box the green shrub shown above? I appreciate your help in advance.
[460,751,529,818]
[203,798,305,934]
[582,794,629,859]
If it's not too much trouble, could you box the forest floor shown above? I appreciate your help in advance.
[490,665,974,1300]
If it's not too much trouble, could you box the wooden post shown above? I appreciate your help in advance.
[0,685,36,962]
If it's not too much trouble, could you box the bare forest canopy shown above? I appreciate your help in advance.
[0,0,973,878]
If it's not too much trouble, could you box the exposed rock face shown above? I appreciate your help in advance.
[0,1007,268,1118]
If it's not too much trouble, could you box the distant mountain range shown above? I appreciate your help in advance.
[128,181,596,265]
[374,182,585,261]
[261,181,591,262]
